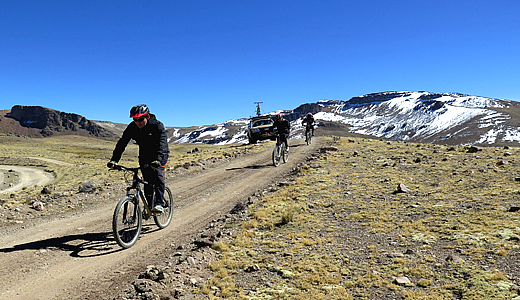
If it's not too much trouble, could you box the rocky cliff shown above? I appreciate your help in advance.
[6,105,118,139]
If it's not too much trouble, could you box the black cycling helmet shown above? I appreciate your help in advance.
[130,104,149,118]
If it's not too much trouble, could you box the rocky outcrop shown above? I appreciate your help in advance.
[8,105,118,139]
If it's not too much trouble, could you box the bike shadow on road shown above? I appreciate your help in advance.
[226,163,272,171]
[0,225,160,257]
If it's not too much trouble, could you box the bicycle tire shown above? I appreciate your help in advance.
[113,196,142,249]
[273,144,281,167]
[282,144,289,163]
[154,186,173,228]
[306,131,312,145]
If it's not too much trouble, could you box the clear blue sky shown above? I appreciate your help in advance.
[1,0,519,127]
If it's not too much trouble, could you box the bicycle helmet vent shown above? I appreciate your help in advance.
[130,104,149,118]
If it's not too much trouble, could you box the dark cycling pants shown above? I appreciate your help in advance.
[279,133,289,148]
[141,154,168,206]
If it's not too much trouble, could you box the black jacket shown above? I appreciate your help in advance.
[303,116,315,126]
[272,119,290,134]
[110,114,169,165]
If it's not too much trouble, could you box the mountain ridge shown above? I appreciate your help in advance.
[167,91,520,146]
[3,91,520,146]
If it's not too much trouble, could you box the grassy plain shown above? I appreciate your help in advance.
[201,137,520,299]
[0,135,260,207]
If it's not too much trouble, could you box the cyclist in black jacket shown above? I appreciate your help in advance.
[302,112,315,136]
[272,114,290,150]
[107,104,170,213]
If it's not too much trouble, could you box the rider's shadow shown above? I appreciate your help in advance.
[226,164,272,171]
[0,225,159,257]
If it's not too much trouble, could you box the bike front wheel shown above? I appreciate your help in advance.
[282,144,289,163]
[306,131,312,145]
[273,145,281,167]
[154,186,173,228]
[113,196,142,249]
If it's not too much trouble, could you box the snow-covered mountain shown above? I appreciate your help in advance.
[171,91,520,146]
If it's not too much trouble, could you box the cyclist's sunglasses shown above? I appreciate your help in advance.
[133,117,146,123]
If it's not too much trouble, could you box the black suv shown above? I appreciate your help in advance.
[247,115,275,144]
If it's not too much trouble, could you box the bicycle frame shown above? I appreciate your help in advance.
[120,166,155,218]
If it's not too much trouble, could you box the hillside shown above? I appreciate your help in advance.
[0,106,118,139]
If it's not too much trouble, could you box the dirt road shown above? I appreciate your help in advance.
[0,165,55,193]
[0,139,323,300]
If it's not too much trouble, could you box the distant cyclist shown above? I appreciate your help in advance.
[107,104,170,213]
[272,114,290,150]
[302,112,315,136]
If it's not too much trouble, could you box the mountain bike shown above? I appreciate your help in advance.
[110,164,173,249]
[305,125,312,145]
[272,133,289,167]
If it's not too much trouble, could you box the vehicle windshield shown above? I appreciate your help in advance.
[252,119,273,127]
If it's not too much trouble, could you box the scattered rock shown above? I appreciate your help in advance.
[508,236,520,242]
[446,254,464,263]
[139,266,168,282]
[387,252,404,258]
[508,206,520,212]
[393,276,412,286]
[41,187,52,194]
[133,279,156,293]
[187,257,197,265]
[32,201,45,211]
[320,146,338,152]
[245,264,261,272]
[78,181,99,193]
[396,183,410,193]
[467,146,482,153]
[497,160,508,166]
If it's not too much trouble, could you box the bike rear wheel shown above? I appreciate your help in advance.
[154,186,173,228]
[273,144,281,167]
[113,196,142,249]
